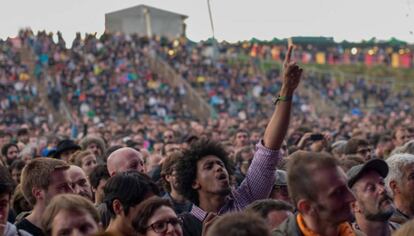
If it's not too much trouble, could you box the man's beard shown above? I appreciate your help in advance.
[365,210,394,221]
[6,158,15,166]
[364,196,394,221]
[79,190,93,201]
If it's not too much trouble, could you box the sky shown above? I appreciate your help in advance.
[1,0,414,44]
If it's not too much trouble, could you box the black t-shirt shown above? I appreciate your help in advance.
[16,218,45,236]
[180,212,202,236]
[7,209,16,223]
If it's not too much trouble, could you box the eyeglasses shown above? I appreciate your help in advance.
[146,217,183,233]
[357,148,371,155]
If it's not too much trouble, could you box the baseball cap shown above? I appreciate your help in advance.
[274,170,287,186]
[346,159,388,188]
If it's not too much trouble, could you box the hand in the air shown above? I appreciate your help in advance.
[282,45,303,93]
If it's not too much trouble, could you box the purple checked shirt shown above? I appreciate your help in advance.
[190,140,281,221]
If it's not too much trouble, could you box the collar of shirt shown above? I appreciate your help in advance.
[395,208,410,220]
[189,194,235,221]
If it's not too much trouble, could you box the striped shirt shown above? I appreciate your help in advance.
[190,140,281,221]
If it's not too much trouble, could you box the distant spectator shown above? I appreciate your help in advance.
[89,165,110,205]
[79,135,106,163]
[69,150,98,176]
[344,138,372,161]
[54,140,81,162]
[160,152,191,214]
[1,143,19,166]
[10,160,26,184]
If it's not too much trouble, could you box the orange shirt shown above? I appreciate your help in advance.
[296,213,356,236]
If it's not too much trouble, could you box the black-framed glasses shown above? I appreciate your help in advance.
[146,217,183,233]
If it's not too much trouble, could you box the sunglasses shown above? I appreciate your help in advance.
[146,217,183,233]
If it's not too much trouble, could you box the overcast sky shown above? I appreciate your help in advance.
[1,0,414,43]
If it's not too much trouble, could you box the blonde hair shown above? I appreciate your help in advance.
[21,158,69,205]
[69,150,94,167]
[41,194,99,236]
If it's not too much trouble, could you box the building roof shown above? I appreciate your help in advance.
[105,4,188,19]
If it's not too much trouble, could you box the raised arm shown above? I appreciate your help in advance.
[263,45,302,150]
[233,45,303,207]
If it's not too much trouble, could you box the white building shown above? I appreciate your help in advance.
[105,5,187,38]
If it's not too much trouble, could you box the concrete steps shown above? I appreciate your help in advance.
[19,46,69,124]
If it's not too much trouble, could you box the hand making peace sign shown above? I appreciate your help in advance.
[281,45,303,94]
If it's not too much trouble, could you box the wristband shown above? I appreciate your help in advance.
[272,95,292,105]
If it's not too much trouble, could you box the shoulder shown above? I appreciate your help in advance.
[272,214,302,236]
[390,210,409,225]
[16,219,42,236]
[179,212,203,236]
[5,222,33,236]
[15,218,29,228]
[14,211,31,225]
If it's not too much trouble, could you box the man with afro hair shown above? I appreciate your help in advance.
[175,45,303,236]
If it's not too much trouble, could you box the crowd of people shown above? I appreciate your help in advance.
[243,39,413,68]
[0,37,46,126]
[2,29,413,131]
[1,29,414,236]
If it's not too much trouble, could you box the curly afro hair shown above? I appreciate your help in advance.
[175,138,234,206]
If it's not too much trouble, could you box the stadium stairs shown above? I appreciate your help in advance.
[19,46,71,124]
[145,56,216,122]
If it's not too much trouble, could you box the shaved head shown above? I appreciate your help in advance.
[68,165,93,200]
[107,147,145,176]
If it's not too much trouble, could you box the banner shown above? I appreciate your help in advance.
[343,52,351,64]
[271,46,280,61]
[328,53,335,65]
[364,53,374,66]
[301,52,312,64]
[391,53,399,68]
[316,52,326,64]
[399,53,412,68]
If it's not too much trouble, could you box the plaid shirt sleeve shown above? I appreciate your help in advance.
[232,140,281,208]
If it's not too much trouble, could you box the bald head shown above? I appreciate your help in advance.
[107,147,145,176]
[68,165,93,200]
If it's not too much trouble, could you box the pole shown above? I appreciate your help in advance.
[207,0,215,40]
